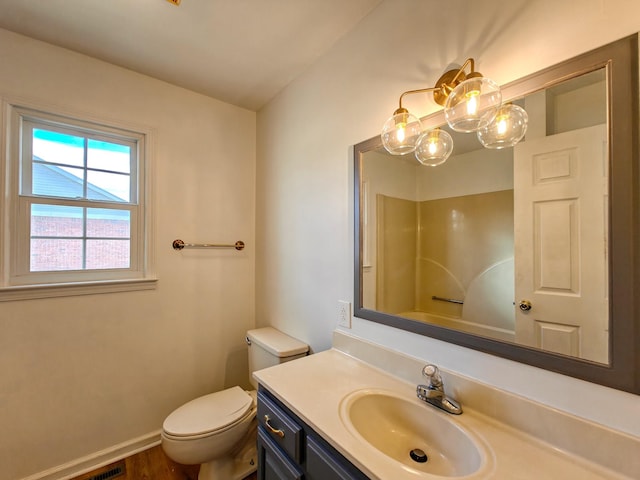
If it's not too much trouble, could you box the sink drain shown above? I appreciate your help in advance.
[409,448,428,463]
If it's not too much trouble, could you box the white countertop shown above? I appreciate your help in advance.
[254,348,631,480]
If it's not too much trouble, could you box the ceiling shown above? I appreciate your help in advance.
[0,0,382,111]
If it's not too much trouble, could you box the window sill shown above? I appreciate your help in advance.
[0,278,158,302]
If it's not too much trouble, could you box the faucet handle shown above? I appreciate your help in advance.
[422,364,443,387]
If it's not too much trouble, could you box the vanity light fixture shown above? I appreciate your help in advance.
[381,58,527,165]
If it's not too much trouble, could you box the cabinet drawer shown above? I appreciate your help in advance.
[257,390,303,462]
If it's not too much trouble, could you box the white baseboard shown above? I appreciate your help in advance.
[18,430,162,480]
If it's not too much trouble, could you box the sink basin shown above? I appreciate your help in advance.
[339,389,490,478]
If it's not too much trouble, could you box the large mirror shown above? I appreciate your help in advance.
[354,35,639,393]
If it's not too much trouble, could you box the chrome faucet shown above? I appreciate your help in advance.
[416,364,462,415]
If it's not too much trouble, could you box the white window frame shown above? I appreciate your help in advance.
[0,103,156,300]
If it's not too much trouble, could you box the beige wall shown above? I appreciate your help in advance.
[0,29,256,480]
[256,0,640,438]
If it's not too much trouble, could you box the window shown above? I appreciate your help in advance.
[1,105,155,299]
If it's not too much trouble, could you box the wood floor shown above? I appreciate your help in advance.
[71,445,257,480]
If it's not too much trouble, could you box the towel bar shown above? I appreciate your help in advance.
[172,239,245,251]
[431,295,464,305]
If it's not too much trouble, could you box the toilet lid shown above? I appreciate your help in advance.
[163,386,253,437]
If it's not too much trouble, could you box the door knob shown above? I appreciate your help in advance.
[519,300,532,312]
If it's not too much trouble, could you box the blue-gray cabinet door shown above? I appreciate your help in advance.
[257,426,303,480]
[306,436,368,480]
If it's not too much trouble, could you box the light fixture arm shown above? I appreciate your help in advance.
[448,58,476,85]
[394,58,481,113]
[397,86,439,111]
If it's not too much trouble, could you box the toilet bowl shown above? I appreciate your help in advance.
[161,327,309,480]
[162,387,257,480]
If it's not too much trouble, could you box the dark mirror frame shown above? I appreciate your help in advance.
[354,35,639,394]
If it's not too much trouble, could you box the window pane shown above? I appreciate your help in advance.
[87,208,130,238]
[30,239,83,271]
[88,139,131,174]
[87,170,130,202]
[86,240,130,269]
[32,128,84,167]
[31,204,83,237]
[32,164,84,198]
[29,206,131,271]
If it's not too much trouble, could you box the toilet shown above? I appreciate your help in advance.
[161,327,309,480]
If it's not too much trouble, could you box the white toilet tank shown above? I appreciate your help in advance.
[246,327,309,389]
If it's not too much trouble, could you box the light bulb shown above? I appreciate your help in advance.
[396,125,406,143]
[466,92,479,116]
[495,114,508,136]
[381,109,422,155]
[477,104,528,149]
[414,129,454,167]
[444,77,501,132]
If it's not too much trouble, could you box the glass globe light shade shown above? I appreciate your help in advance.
[414,128,454,167]
[444,77,502,133]
[381,109,422,155]
[477,104,529,149]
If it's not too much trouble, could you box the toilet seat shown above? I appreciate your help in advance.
[163,386,254,439]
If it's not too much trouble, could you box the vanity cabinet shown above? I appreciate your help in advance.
[257,387,369,480]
